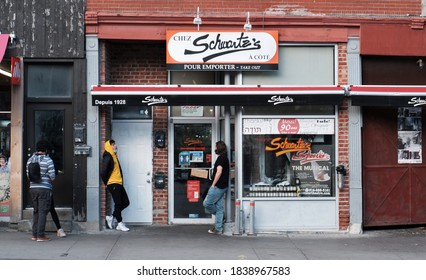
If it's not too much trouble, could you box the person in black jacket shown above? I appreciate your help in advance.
[101,139,130,232]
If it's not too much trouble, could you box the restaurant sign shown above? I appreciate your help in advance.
[166,30,278,71]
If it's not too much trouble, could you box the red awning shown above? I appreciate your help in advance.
[349,85,426,107]
[91,85,345,106]
[0,34,9,63]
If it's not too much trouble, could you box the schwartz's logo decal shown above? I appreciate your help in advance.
[142,96,168,106]
[268,96,294,105]
[408,97,426,107]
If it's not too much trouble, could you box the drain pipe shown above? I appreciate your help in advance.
[233,199,241,235]
[247,200,256,235]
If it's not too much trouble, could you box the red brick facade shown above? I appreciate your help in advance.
[87,0,421,17]
[337,43,350,230]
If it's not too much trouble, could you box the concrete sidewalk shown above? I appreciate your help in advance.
[0,224,426,260]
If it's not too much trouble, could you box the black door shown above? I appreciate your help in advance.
[24,104,73,207]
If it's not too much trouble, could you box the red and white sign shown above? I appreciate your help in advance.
[187,180,200,203]
[243,118,335,135]
[278,119,300,134]
[166,30,278,71]
[11,57,21,85]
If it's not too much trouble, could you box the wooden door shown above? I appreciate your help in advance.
[363,107,426,227]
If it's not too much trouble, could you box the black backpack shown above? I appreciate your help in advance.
[28,156,42,183]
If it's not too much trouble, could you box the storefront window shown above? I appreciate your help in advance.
[242,105,334,116]
[170,106,215,117]
[242,118,335,198]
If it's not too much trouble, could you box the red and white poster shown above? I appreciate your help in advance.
[187,180,200,203]
[397,107,422,164]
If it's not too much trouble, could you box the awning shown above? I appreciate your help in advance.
[91,85,345,106]
[0,34,9,63]
[349,86,426,107]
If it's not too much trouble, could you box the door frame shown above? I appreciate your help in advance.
[169,118,217,224]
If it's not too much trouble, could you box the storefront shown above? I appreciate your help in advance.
[92,82,346,231]
[85,9,353,233]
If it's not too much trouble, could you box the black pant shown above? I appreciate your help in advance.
[30,188,52,238]
[50,195,61,230]
[107,184,130,223]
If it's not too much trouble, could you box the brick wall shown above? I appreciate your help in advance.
[99,42,112,225]
[337,43,349,230]
[87,0,422,17]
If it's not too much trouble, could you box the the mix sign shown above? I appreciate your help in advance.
[166,30,278,71]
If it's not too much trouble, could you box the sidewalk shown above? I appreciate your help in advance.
[1,224,426,260]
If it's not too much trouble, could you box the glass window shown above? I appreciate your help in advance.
[34,110,65,174]
[27,64,72,98]
[0,91,11,157]
[173,123,212,218]
[242,105,334,116]
[170,106,215,117]
[170,71,216,85]
[242,118,335,198]
[243,46,335,85]
[113,106,152,120]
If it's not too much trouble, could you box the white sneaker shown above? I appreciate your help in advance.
[106,215,113,229]
[116,222,130,232]
[57,228,67,238]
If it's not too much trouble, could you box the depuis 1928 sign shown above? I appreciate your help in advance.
[166,30,279,71]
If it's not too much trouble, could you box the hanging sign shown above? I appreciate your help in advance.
[166,30,279,71]
[11,57,21,85]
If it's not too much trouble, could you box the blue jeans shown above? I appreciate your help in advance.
[203,186,227,231]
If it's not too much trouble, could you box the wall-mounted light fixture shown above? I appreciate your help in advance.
[417,59,424,69]
[193,7,202,30]
[9,32,16,46]
[244,12,252,31]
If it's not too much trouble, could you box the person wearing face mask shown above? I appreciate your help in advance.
[203,141,230,235]
[101,139,130,232]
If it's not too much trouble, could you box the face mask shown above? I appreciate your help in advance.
[215,149,218,155]
[113,148,118,154]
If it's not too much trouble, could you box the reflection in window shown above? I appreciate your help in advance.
[35,110,64,174]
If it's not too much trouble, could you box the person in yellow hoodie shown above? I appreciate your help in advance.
[101,139,130,231]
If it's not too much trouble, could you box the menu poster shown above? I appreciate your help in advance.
[397,107,422,164]
[291,144,333,197]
